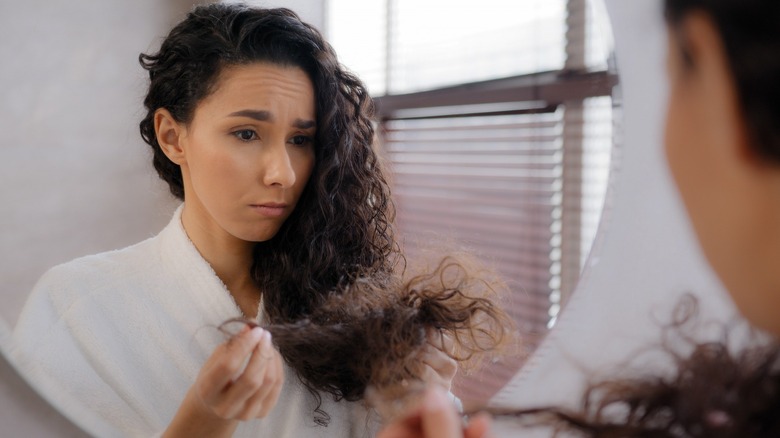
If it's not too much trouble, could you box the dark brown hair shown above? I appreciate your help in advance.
[140,3,511,425]
[222,256,511,425]
[484,296,780,437]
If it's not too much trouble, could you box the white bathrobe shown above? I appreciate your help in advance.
[12,205,380,438]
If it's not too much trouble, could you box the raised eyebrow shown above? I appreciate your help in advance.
[294,119,316,130]
[228,109,272,121]
[227,110,314,130]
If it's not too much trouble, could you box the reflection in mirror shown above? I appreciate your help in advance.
[328,0,620,407]
[0,0,619,435]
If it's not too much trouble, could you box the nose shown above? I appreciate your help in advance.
[261,141,296,188]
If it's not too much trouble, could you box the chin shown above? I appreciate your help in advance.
[238,228,282,243]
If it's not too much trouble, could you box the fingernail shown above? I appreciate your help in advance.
[249,327,264,341]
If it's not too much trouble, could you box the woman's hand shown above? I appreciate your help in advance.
[419,330,458,392]
[164,326,284,438]
[195,326,284,419]
[377,388,492,438]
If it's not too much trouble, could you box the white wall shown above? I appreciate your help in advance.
[0,0,190,327]
[0,0,192,435]
[224,0,326,30]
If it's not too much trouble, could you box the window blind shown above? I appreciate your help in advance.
[385,110,563,331]
[328,0,617,406]
[381,108,561,403]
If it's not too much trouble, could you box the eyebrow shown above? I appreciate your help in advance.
[228,109,316,130]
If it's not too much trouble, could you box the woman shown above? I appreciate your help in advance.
[379,0,780,436]
[12,4,492,437]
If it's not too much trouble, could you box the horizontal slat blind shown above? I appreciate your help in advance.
[384,110,564,403]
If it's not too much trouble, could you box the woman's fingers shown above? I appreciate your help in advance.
[198,327,265,404]
[195,326,285,421]
[464,412,493,438]
[375,414,423,438]
[427,330,455,355]
[376,388,465,438]
[232,332,285,419]
[420,347,458,379]
[261,349,285,416]
[220,331,275,418]
[252,347,284,418]
[420,332,458,390]
[419,389,463,438]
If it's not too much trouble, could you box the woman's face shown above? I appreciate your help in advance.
[165,62,316,245]
[664,15,780,335]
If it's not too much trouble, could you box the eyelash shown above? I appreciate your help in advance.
[290,135,313,146]
[233,129,257,141]
[231,130,313,147]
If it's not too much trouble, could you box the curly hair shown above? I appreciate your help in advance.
[665,0,780,161]
[138,4,394,319]
[484,296,780,437]
[139,2,510,426]
[222,256,511,425]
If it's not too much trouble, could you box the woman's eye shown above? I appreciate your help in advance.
[233,129,257,141]
[290,135,312,146]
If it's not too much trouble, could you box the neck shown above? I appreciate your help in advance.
[180,203,260,318]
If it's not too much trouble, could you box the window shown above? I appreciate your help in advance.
[328,0,620,405]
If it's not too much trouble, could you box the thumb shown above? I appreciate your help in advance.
[464,412,492,438]
[420,388,463,438]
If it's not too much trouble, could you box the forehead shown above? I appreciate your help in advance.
[198,62,316,115]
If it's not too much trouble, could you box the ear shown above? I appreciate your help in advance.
[154,108,188,165]
[683,12,752,163]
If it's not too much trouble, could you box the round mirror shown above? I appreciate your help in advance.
[0,0,620,433]
[327,0,620,407]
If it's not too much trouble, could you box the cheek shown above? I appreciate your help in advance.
[664,89,749,294]
[664,92,720,249]
[189,141,248,195]
[209,151,246,181]
[664,94,696,201]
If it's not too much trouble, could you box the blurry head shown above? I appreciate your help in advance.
[663,0,780,335]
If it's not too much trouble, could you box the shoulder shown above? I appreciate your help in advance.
[10,235,176,438]
[39,236,161,303]
[14,234,165,335]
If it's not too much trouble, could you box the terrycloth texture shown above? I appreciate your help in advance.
[12,205,379,438]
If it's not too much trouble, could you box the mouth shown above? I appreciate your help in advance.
[249,203,288,217]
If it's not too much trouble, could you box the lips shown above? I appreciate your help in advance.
[250,202,288,217]
[254,202,287,208]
